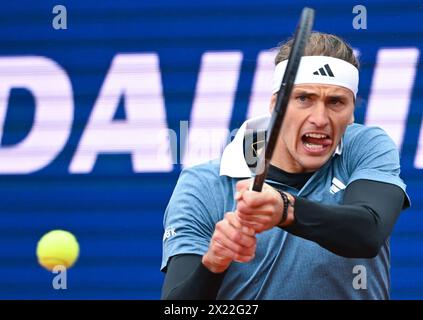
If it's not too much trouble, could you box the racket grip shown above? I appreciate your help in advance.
[251,173,265,192]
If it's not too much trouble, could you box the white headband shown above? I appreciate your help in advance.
[272,56,359,97]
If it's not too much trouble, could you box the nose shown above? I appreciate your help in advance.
[308,101,329,128]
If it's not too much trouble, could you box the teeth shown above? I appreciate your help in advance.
[305,133,328,139]
[304,142,324,150]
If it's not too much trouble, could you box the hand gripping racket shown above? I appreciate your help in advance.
[251,7,315,192]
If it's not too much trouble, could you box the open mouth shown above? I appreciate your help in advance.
[301,132,332,154]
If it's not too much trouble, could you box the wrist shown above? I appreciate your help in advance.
[276,190,295,227]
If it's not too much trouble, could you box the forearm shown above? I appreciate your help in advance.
[283,180,405,258]
[285,199,385,257]
[161,254,226,300]
[162,212,256,299]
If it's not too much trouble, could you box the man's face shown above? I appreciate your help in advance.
[270,84,355,173]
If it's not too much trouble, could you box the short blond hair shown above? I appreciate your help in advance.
[275,32,359,69]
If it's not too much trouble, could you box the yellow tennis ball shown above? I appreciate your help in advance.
[36,230,79,271]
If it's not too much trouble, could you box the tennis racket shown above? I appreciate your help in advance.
[251,7,315,192]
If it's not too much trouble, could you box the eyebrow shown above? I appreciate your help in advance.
[326,95,349,101]
[293,90,349,100]
[293,90,319,97]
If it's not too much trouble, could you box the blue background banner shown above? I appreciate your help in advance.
[0,0,421,299]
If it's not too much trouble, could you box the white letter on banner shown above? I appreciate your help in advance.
[365,48,420,150]
[0,56,73,174]
[70,53,172,173]
[182,52,242,168]
[247,50,275,119]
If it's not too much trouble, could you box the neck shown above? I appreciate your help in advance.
[270,136,306,173]
[270,157,306,174]
[270,149,307,173]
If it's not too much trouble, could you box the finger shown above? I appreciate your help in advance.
[209,239,236,265]
[227,212,256,237]
[237,211,260,222]
[234,214,257,230]
[237,220,257,231]
[224,224,257,250]
[216,219,257,250]
[237,202,274,217]
[215,231,256,258]
[236,214,270,233]
[233,252,255,263]
[236,179,253,192]
[241,190,275,208]
[242,191,266,208]
[236,200,269,215]
[225,212,242,229]
[236,200,256,215]
[239,213,272,225]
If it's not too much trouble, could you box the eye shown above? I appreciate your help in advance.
[296,95,310,102]
[328,97,344,106]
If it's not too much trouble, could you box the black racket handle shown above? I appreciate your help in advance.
[251,7,315,192]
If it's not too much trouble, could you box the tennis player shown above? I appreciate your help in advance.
[161,32,410,299]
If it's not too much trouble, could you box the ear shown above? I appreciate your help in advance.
[269,94,277,113]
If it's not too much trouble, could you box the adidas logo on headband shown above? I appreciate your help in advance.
[313,64,335,77]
